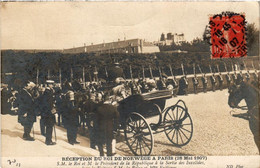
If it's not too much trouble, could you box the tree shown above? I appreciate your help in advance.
[247,23,259,56]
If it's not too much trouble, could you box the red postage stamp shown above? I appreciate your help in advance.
[209,12,247,59]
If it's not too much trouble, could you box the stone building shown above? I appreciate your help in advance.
[63,38,160,54]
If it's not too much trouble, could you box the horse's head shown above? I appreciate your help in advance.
[228,84,244,108]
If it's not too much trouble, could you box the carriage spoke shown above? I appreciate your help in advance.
[179,128,189,140]
[138,119,141,128]
[130,137,138,147]
[141,137,151,151]
[139,140,142,155]
[177,130,184,144]
[176,106,179,120]
[181,123,192,126]
[135,140,140,154]
[180,127,192,133]
[140,140,147,155]
[176,129,179,144]
[171,129,176,141]
[140,120,146,129]
[167,112,175,122]
[178,109,185,120]
[165,127,174,136]
[171,108,176,120]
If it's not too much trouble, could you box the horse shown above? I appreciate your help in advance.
[228,82,260,153]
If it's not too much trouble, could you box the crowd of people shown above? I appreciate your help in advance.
[1,63,259,155]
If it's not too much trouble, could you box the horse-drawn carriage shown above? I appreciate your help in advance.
[117,90,193,156]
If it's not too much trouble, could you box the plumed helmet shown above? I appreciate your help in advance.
[27,81,36,88]
[146,79,156,88]
[66,91,74,101]
[115,77,125,84]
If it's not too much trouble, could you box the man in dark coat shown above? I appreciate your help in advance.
[217,73,224,90]
[40,80,56,145]
[210,74,216,92]
[192,75,199,94]
[17,81,36,141]
[179,76,188,95]
[63,88,80,145]
[226,72,232,88]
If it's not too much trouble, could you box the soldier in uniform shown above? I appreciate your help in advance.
[232,72,238,85]
[112,77,127,102]
[39,80,56,145]
[201,74,208,93]
[172,76,179,97]
[17,81,37,141]
[180,75,189,95]
[217,72,224,90]
[192,75,199,94]
[210,74,216,92]
[226,72,232,88]
[245,70,251,82]
[157,77,166,90]
[237,71,244,85]
[146,79,157,92]
[63,87,80,145]
[252,70,259,87]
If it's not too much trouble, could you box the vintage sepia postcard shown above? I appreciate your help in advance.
[1,1,259,168]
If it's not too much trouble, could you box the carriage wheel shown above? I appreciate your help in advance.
[163,105,193,146]
[124,112,154,156]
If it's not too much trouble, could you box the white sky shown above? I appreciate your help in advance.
[0,2,259,50]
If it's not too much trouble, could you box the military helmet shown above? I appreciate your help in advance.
[66,91,74,101]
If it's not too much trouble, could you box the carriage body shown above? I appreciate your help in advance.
[117,90,193,156]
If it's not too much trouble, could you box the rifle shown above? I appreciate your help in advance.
[193,64,196,76]
[169,64,174,79]
[181,64,185,76]
[158,67,163,80]
[169,64,178,86]
[209,65,213,74]
[130,65,133,82]
[224,62,228,72]
[142,66,145,81]
[243,60,247,71]
[94,66,99,82]
[149,65,154,79]
[105,67,108,79]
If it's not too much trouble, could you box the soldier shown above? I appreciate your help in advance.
[172,76,179,97]
[54,86,63,126]
[210,74,216,92]
[232,71,238,85]
[217,72,224,90]
[192,75,199,94]
[237,71,244,84]
[157,77,166,90]
[146,79,157,92]
[40,80,56,145]
[226,72,232,88]
[112,77,127,102]
[17,81,37,141]
[245,70,251,82]
[182,76,189,95]
[63,86,80,145]
[201,74,208,93]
